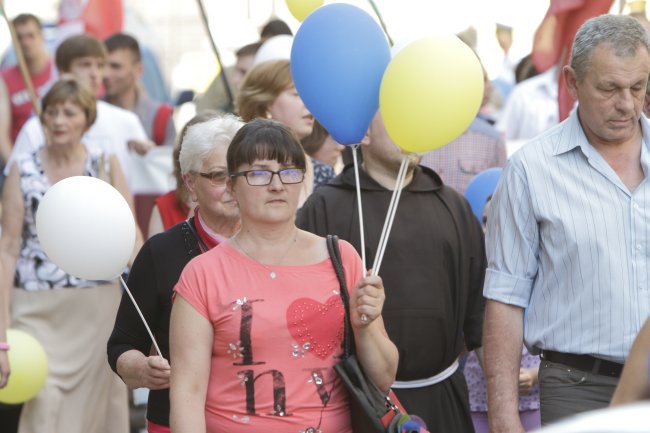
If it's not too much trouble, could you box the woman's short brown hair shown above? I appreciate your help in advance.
[40,77,97,130]
[227,118,306,174]
[236,59,293,122]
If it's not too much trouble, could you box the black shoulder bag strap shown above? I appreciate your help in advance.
[326,234,355,357]
[181,218,208,257]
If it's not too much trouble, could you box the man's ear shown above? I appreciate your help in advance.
[135,61,144,78]
[644,93,650,118]
[563,65,579,100]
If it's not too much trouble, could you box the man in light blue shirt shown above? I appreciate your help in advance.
[483,14,650,432]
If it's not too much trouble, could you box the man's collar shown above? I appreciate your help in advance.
[551,108,584,156]
[552,107,650,158]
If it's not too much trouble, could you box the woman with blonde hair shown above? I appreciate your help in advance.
[237,59,335,196]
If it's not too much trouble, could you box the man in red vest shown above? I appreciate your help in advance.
[0,14,57,166]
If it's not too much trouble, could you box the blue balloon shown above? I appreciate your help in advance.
[464,167,503,223]
[291,4,391,145]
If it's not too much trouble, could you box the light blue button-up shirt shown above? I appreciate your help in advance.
[484,109,650,363]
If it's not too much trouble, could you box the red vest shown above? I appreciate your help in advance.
[1,59,56,143]
[155,190,189,230]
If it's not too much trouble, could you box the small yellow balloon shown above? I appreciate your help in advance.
[286,0,324,22]
[0,329,48,404]
[380,34,484,153]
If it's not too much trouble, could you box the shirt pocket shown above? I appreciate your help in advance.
[458,158,490,176]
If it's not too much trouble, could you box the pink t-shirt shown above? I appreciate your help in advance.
[174,239,363,433]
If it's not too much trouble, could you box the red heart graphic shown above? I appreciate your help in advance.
[287,295,344,360]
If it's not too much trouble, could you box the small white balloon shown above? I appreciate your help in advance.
[36,176,136,280]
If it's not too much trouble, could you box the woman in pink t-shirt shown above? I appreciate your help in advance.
[170,119,398,433]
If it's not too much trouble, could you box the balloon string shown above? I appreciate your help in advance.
[119,275,163,358]
[373,156,408,276]
[371,155,407,274]
[352,145,366,270]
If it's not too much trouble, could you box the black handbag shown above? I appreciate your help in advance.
[326,235,429,433]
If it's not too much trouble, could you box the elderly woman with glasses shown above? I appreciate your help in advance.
[107,115,244,433]
[169,119,398,433]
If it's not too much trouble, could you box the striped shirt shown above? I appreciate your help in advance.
[484,109,650,363]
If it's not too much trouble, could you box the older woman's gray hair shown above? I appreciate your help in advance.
[179,114,244,175]
[571,14,650,81]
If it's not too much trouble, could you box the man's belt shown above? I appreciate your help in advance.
[541,350,623,378]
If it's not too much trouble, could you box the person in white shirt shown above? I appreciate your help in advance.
[484,14,650,432]
[4,34,147,190]
[496,67,559,156]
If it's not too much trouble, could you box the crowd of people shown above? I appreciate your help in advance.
[0,8,648,433]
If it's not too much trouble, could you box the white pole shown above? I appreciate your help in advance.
[373,156,408,276]
[119,275,163,358]
[352,145,367,270]
[372,156,407,272]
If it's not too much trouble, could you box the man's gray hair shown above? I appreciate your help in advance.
[179,114,244,175]
[570,14,650,81]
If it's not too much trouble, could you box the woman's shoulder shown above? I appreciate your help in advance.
[147,222,186,248]
[308,233,359,261]
[336,237,358,258]
[325,236,362,270]
[182,240,237,270]
[84,145,107,177]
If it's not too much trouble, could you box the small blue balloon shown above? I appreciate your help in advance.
[464,167,503,223]
[291,3,390,145]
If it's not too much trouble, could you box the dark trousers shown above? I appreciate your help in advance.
[539,359,618,425]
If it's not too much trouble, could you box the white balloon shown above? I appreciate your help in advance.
[36,176,136,280]
[254,35,294,66]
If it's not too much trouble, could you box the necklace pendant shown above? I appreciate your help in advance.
[270,271,277,279]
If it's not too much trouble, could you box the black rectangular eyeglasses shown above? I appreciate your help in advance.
[192,170,229,186]
[230,168,306,186]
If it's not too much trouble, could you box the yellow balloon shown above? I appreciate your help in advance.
[286,0,324,22]
[0,329,48,404]
[380,34,484,153]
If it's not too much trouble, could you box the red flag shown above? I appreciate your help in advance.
[82,0,123,40]
[532,0,613,121]
[58,0,123,41]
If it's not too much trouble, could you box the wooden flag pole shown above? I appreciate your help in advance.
[195,0,235,113]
